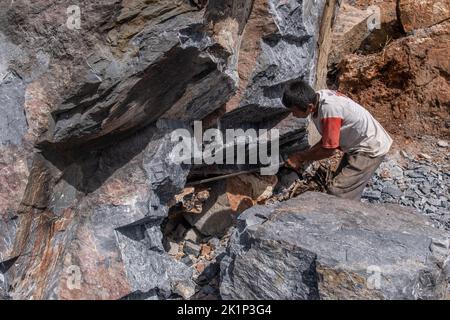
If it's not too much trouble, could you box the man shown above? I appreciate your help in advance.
[282,80,393,201]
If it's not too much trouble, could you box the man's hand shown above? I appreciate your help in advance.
[286,154,304,170]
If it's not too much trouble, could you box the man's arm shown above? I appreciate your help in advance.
[287,117,342,168]
[287,142,337,168]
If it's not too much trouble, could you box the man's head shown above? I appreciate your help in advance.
[282,80,318,118]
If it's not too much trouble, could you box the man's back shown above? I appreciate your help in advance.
[312,90,393,157]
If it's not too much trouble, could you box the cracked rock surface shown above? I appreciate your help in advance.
[221,192,450,300]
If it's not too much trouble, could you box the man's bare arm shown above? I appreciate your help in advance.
[287,141,337,168]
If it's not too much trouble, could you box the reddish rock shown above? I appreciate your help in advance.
[338,21,450,139]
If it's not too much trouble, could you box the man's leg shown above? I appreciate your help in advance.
[327,153,385,201]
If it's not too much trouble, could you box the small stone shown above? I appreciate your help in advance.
[167,241,179,256]
[437,140,448,148]
[208,237,220,250]
[184,228,200,243]
[405,170,425,179]
[427,198,442,207]
[382,186,403,198]
[363,190,382,201]
[184,241,201,257]
[174,224,186,240]
[201,244,212,257]
[400,150,410,158]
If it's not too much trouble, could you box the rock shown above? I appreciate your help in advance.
[339,20,450,139]
[398,0,450,32]
[0,0,333,299]
[184,241,201,258]
[362,190,382,201]
[195,262,206,274]
[419,153,432,160]
[328,3,373,67]
[438,140,449,148]
[184,229,201,243]
[167,242,180,257]
[181,256,194,268]
[382,186,403,198]
[221,192,450,300]
[184,182,234,237]
[173,279,197,300]
[219,0,327,127]
[208,237,221,250]
[200,244,212,257]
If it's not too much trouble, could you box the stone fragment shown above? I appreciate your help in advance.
[173,280,197,300]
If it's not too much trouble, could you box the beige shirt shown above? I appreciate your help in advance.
[312,90,393,157]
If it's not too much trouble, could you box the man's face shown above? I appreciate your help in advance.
[291,104,314,118]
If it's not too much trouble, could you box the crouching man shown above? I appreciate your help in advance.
[282,80,393,201]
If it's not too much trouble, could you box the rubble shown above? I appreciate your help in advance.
[363,151,450,230]
[221,192,450,300]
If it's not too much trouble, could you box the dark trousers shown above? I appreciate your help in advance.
[327,153,385,201]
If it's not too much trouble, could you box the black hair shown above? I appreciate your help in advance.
[282,80,317,111]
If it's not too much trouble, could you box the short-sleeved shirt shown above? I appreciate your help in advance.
[312,90,393,157]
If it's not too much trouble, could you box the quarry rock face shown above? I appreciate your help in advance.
[220,192,450,300]
[0,0,326,299]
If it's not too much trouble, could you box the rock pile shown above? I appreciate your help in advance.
[363,149,450,231]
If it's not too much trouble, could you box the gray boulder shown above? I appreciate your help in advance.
[220,192,450,300]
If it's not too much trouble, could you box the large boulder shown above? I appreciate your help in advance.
[220,192,450,300]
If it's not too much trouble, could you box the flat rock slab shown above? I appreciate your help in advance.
[220,192,450,300]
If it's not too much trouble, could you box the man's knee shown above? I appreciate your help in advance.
[327,183,362,201]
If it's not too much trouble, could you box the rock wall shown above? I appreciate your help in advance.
[0,0,328,299]
[334,0,449,139]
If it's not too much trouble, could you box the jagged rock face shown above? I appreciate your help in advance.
[220,192,450,300]
[0,0,326,299]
